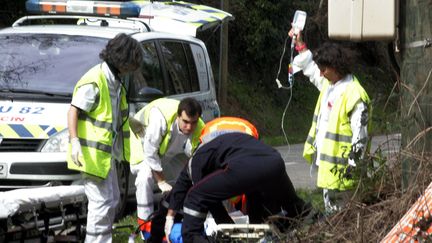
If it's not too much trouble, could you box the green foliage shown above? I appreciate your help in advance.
[113,213,139,242]
[355,148,400,203]
[229,0,293,66]
[261,135,290,147]
[226,0,324,88]
[350,42,400,136]
[209,0,398,139]
[0,0,27,27]
[220,76,316,144]
[296,188,325,213]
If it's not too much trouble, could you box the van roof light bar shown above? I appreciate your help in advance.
[25,0,140,18]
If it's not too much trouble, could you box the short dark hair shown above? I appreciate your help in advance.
[177,97,202,117]
[99,33,142,71]
[313,42,353,77]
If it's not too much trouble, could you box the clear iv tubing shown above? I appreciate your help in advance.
[275,34,297,160]
[288,34,296,86]
[275,34,296,90]
[280,82,292,160]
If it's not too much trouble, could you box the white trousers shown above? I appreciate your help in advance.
[130,161,154,220]
[130,155,187,220]
[84,161,119,243]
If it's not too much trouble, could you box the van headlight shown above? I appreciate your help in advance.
[40,129,69,152]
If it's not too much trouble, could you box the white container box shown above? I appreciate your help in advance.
[328,0,396,41]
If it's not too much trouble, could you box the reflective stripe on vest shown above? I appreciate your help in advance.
[303,76,371,190]
[183,206,207,219]
[67,64,130,178]
[130,98,204,164]
[79,138,111,154]
[200,117,259,144]
[143,98,181,156]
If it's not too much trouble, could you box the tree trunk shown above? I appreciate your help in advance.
[399,0,432,187]
[218,0,229,105]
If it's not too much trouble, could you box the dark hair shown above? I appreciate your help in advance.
[177,97,202,117]
[99,33,142,72]
[313,42,353,77]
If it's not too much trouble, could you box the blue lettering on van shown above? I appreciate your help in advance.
[32,107,45,114]
[19,107,45,114]
[0,106,45,114]
[0,106,12,113]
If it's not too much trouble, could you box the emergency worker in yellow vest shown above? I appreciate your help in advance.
[289,29,371,213]
[129,97,204,241]
[67,33,142,243]
[164,117,311,243]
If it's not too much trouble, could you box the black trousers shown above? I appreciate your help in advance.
[182,155,308,243]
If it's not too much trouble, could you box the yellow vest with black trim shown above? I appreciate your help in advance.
[67,64,130,179]
[303,76,371,190]
[130,98,204,164]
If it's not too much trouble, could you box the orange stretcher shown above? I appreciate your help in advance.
[381,182,432,242]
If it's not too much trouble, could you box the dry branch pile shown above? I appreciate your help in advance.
[286,146,432,242]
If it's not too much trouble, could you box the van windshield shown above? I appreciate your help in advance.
[0,34,107,96]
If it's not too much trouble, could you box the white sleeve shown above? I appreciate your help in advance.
[292,50,325,91]
[143,107,167,172]
[184,139,193,158]
[348,101,369,166]
[71,84,99,112]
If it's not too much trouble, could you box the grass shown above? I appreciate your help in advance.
[220,71,400,147]
[220,76,316,145]
[262,135,293,147]
[296,188,325,213]
[113,212,139,242]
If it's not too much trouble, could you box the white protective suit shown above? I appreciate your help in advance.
[130,106,194,221]
[71,62,124,243]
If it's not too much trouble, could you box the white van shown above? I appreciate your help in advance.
[0,0,229,214]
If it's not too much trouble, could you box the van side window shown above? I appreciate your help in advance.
[190,43,209,91]
[160,41,200,95]
[130,41,163,98]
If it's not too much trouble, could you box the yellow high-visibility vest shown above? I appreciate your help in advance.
[67,64,130,179]
[130,98,204,164]
[303,76,371,190]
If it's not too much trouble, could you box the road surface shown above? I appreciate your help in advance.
[276,134,401,189]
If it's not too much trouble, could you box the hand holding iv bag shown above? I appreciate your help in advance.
[292,10,307,35]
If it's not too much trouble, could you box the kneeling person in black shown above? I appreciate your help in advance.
[165,117,311,243]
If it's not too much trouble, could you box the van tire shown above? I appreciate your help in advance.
[116,161,130,220]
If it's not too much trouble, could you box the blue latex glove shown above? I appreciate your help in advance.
[169,223,183,243]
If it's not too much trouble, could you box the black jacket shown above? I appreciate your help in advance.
[169,132,281,211]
